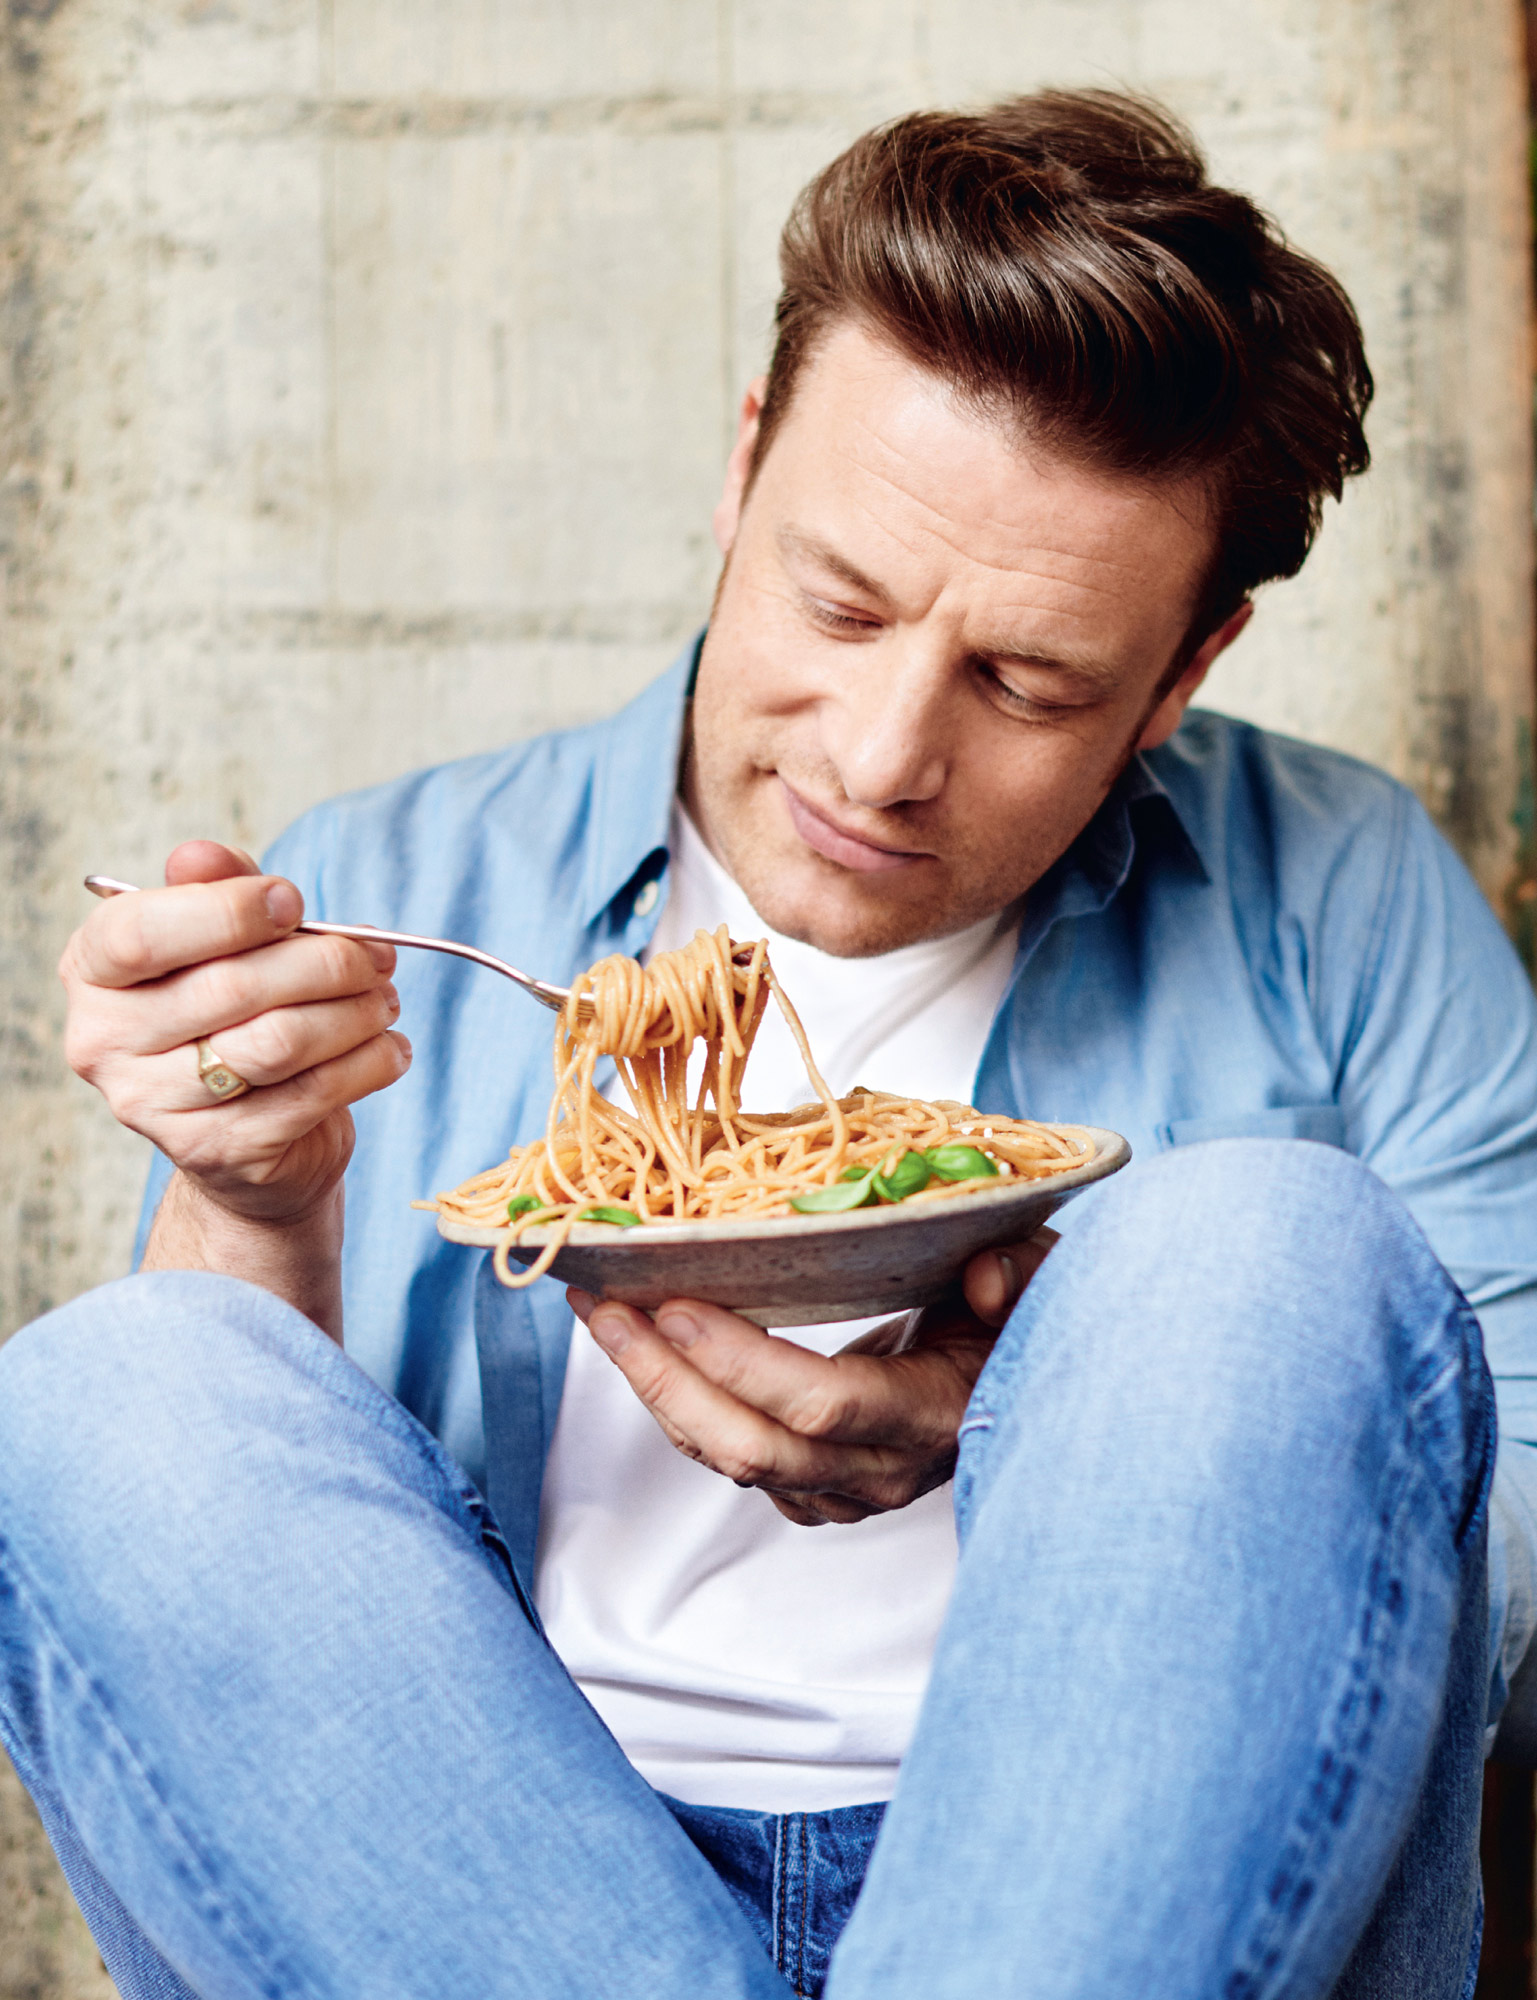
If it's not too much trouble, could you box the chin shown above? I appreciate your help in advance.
[742,865,953,959]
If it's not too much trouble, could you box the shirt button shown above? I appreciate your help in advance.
[633,880,660,918]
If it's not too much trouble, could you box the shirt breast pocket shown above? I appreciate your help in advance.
[1154,1106,1347,1151]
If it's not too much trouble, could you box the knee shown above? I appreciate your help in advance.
[1083,1136,1422,1282]
[966,1140,1489,1539]
[0,1271,333,1555]
[1045,1137,1469,1380]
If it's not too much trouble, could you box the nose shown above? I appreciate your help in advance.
[820,636,951,810]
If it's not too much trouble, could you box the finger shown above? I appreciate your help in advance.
[164,840,261,886]
[964,1250,1019,1327]
[166,1032,412,1165]
[101,987,403,1111]
[766,1488,884,1527]
[94,931,396,1059]
[649,1299,963,1453]
[238,1029,413,1135]
[837,1311,921,1359]
[767,1494,833,1527]
[208,986,403,1090]
[962,1224,1060,1328]
[69,874,307,989]
[586,1302,921,1502]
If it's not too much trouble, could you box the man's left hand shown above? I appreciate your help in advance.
[568,1229,1056,1526]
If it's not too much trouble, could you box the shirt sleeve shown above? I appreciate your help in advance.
[1331,789,1537,1736]
[130,807,338,1269]
[1336,791,1537,1425]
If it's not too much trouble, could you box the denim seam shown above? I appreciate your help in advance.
[263,1336,483,1522]
[229,1307,519,1600]
[1451,1306,1498,1552]
[1219,1444,1434,1999]
[189,1288,463,1504]
[1399,1312,1497,1551]
[266,1321,545,1626]
[0,1531,300,2000]
[958,1298,1488,1549]
[1460,1886,1484,2000]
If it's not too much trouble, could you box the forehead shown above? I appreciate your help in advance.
[758,322,1214,638]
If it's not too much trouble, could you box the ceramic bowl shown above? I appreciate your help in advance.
[436,1125,1130,1326]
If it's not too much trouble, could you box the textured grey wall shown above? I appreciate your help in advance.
[0,1761,114,2000]
[0,0,1531,1340]
[0,3,1531,1993]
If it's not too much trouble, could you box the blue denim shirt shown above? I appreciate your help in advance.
[137,641,1537,1620]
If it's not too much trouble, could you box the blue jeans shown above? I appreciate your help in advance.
[662,1796,886,1997]
[0,1142,1497,1998]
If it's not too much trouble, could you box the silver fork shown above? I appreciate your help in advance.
[83,874,591,1020]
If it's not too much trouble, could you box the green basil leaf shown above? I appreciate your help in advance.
[873,1150,931,1202]
[576,1206,643,1228]
[507,1194,544,1220]
[839,1165,871,1182]
[791,1173,877,1213]
[924,1143,1000,1183]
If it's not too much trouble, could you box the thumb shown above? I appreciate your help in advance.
[164,840,263,886]
[962,1225,1060,1328]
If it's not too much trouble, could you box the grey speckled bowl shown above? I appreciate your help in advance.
[436,1125,1130,1326]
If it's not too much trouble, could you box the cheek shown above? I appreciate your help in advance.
[692,648,783,795]
[718,554,834,699]
[702,628,822,750]
[957,724,1125,848]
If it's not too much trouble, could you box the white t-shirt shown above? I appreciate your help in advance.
[533,806,1020,1810]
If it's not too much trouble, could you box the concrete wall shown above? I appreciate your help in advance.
[0,1761,114,2000]
[0,2,1531,1993]
[1,0,1533,1345]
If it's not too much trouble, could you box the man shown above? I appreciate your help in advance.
[3,89,1535,1998]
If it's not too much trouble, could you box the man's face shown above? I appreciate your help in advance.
[685,322,1248,956]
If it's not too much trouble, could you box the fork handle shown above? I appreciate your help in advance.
[297,919,570,1012]
[83,875,572,1015]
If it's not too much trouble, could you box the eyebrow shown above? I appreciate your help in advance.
[776,526,894,606]
[777,524,1124,694]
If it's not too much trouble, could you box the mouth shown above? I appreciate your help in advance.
[777,778,932,876]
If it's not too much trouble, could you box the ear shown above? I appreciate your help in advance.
[1135,601,1255,752]
[712,376,769,556]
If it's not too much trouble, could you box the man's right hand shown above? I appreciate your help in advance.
[60,841,410,1329]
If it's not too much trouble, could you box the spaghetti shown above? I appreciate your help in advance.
[426,926,1095,1287]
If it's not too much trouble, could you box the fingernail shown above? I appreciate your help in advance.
[383,983,400,1018]
[363,939,395,972]
[589,1307,634,1356]
[998,1252,1022,1306]
[567,1287,597,1323]
[390,1031,412,1064]
[656,1306,703,1348]
[264,881,302,927]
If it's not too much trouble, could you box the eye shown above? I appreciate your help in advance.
[976,660,1088,724]
[804,595,882,636]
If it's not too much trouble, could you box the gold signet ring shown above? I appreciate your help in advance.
[196,1039,252,1103]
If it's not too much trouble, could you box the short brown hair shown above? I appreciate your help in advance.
[753,90,1372,637]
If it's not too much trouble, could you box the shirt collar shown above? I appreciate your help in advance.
[577,635,699,928]
[1104,750,1211,885]
[1019,750,1210,945]
[579,632,1211,932]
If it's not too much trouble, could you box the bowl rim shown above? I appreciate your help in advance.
[434,1124,1130,1253]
